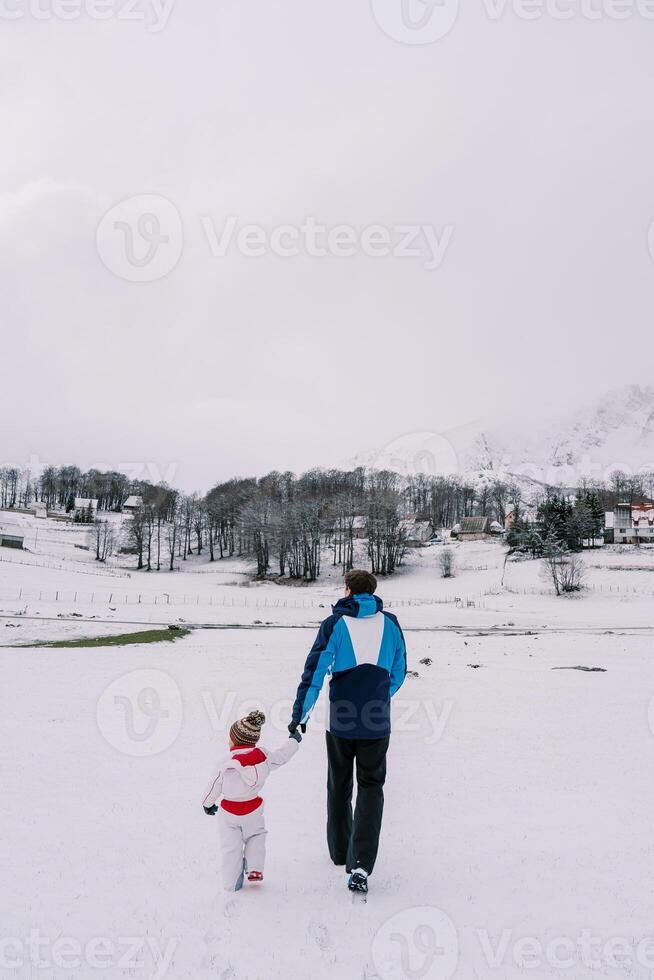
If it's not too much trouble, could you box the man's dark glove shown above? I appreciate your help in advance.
[289,730,302,743]
[203,804,218,816]
[288,722,307,736]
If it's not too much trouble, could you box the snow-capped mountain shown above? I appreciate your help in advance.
[352,385,654,495]
[487,384,654,487]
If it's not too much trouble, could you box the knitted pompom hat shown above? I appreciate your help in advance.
[230,710,266,746]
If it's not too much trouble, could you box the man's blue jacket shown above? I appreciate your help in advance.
[290,593,407,740]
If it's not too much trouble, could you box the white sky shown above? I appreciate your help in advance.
[1,0,653,490]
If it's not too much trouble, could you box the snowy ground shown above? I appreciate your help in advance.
[3,519,654,979]
[3,625,654,980]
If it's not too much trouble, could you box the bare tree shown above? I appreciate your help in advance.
[126,507,146,570]
[542,533,585,595]
[439,548,455,578]
[93,520,116,562]
[365,471,407,576]
[558,553,586,593]
[166,499,182,571]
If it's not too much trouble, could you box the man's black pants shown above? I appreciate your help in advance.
[326,730,390,875]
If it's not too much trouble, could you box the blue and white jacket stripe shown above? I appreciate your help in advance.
[291,593,407,740]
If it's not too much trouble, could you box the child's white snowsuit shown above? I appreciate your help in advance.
[218,805,267,892]
[203,739,299,891]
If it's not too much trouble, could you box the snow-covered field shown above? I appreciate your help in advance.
[3,517,654,979]
[3,510,654,636]
[4,625,654,979]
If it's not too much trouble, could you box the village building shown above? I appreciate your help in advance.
[605,503,654,544]
[400,518,436,547]
[452,516,505,541]
[453,515,492,540]
[0,532,24,550]
[504,506,538,530]
[122,495,144,514]
[350,516,367,539]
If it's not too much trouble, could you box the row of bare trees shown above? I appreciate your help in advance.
[0,464,149,513]
[205,470,366,580]
[404,473,518,528]
[7,457,654,581]
[120,469,411,579]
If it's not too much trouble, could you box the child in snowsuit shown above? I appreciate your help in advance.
[202,709,300,891]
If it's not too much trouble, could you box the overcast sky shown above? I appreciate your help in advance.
[2,0,653,490]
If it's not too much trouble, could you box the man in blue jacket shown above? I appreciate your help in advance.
[289,569,407,895]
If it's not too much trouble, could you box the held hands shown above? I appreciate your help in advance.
[289,730,302,743]
[288,722,307,740]
[203,804,218,816]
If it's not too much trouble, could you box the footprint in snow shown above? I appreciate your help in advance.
[307,921,335,963]
[223,898,240,918]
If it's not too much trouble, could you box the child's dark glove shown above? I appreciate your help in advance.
[289,730,302,743]
[203,804,218,816]
[288,722,307,736]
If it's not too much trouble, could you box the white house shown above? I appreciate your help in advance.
[123,495,143,513]
[607,503,654,544]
